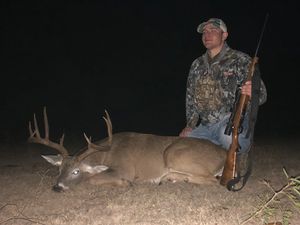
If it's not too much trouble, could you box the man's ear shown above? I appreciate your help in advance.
[222,32,228,41]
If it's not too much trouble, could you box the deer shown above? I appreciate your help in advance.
[28,107,226,192]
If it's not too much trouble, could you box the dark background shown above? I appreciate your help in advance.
[1,0,299,146]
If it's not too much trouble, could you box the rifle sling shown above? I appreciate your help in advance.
[246,64,261,140]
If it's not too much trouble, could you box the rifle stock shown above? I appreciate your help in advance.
[220,57,258,188]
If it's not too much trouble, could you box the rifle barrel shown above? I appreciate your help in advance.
[254,13,269,57]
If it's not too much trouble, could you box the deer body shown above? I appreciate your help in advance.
[79,132,177,186]
[29,108,226,192]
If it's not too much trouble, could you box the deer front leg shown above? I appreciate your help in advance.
[88,169,131,187]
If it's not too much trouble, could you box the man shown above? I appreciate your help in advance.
[180,18,267,155]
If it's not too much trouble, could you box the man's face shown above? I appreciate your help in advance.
[201,24,228,50]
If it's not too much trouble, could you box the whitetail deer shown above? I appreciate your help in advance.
[28,107,226,192]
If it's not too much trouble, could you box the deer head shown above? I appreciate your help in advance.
[28,107,113,192]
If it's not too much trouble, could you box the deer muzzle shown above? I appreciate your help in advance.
[52,182,69,192]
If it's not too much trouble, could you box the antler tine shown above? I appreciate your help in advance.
[83,132,109,151]
[77,133,109,161]
[43,107,49,140]
[104,110,112,129]
[59,133,65,146]
[28,114,39,138]
[83,132,92,147]
[103,110,113,144]
[28,121,36,138]
[33,113,41,138]
[28,107,69,158]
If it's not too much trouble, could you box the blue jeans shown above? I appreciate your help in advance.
[188,114,251,153]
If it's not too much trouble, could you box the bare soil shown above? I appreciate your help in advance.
[1,136,299,225]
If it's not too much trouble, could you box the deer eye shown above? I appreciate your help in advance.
[72,169,80,175]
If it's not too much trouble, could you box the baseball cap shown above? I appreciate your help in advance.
[197,18,227,33]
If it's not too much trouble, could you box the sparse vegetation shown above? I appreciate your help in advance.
[241,168,300,225]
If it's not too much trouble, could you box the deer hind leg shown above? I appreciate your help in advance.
[183,174,218,185]
[88,170,131,187]
[162,169,218,185]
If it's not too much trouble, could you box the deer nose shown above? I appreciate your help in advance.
[52,184,64,192]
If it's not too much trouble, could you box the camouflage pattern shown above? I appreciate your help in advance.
[197,18,227,33]
[186,42,267,128]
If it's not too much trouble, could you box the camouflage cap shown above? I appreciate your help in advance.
[197,18,227,33]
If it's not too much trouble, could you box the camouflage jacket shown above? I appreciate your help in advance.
[186,43,267,128]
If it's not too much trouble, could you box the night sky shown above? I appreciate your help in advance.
[1,0,299,145]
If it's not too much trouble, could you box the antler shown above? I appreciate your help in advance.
[28,107,69,158]
[103,110,112,145]
[76,110,113,161]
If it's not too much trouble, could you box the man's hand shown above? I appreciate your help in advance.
[241,81,252,98]
[179,127,193,137]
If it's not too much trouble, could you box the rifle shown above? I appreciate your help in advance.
[220,14,268,190]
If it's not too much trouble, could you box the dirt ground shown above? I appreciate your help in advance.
[0,136,299,225]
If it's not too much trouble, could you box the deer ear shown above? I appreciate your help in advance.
[81,164,109,174]
[93,165,109,173]
[41,154,64,166]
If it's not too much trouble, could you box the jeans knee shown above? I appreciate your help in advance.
[218,133,232,150]
[238,136,251,153]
